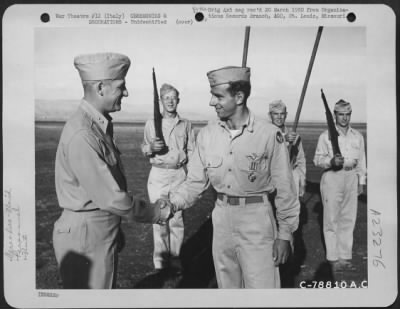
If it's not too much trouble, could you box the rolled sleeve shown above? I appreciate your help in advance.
[68,132,132,217]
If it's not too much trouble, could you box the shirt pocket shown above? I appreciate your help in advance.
[174,132,188,151]
[347,141,361,160]
[205,155,223,183]
[54,221,71,234]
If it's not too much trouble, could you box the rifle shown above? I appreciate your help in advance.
[321,89,342,170]
[152,68,167,154]
[289,26,323,164]
[242,26,251,67]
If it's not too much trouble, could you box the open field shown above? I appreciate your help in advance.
[35,121,367,289]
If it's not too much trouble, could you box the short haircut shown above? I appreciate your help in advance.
[226,80,251,104]
[160,83,179,98]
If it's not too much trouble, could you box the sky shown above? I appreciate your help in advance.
[35,26,366,122]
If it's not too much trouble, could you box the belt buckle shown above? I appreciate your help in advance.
[227,196,240,206]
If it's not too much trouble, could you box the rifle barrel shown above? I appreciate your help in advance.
[292,26,323,132]
[242,26,251,68]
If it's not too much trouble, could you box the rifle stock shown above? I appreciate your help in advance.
[321,89,341,157]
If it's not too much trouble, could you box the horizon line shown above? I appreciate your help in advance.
[35,119,367,125]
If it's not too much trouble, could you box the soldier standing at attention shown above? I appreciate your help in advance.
[141,83,195,273]
[161,66,300,288]
[269,100,306,198]
[53,53,169,289]
[313,100,367,271]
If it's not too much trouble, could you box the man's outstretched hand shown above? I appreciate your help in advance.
[130,198,174,224]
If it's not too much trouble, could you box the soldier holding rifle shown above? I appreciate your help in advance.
[269,100,306,198]
[314,97,367,271]
[141,81,195,273]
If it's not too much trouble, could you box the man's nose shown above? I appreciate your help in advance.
[123,89,129,97]
[209,96,217,106]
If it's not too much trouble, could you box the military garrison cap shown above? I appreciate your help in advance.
[207,66,251,87]
[334,99,352,113]
[74,52,131,81]
[269,100,287,113]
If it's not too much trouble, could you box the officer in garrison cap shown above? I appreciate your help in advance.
[53,52,170,289]
[158,66,300,288]
[269,100,306,198]
[314,99,366,272]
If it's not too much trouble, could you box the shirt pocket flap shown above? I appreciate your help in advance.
[206,155,223,168]
[55,225,71,234]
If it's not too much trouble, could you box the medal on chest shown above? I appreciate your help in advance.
[246,153,263,182]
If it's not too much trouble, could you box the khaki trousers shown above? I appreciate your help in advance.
[147,166,186,269]
[211,196,280,288]
[53,209,121,289]
[320,169,358,261]
[292,169,301,197]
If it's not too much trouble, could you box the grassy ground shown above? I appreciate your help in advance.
[35,122,367,289]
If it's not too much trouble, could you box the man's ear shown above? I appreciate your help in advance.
[97,81,104,96]
[235,91,245,105]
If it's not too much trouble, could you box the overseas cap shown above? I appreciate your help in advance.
[269,100,287,113]
[334,99,352,113]
[160,83,179,97]
[207,66,250,87]
[74,52,131,81]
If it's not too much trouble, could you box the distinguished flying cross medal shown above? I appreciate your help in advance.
[246,153,264,182]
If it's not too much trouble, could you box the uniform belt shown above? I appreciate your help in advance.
[217,193,264,206]
[152,163,181,170]
[325,165,356,172]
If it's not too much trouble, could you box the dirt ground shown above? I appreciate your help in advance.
[35,122,367,289]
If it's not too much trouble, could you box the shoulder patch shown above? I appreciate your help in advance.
[276,131,284,143]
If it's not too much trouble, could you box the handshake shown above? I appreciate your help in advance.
[131,198,177,225]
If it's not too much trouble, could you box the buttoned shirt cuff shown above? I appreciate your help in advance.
[170,194,187,211]
[277,230,293,242]
[358,175,367,185]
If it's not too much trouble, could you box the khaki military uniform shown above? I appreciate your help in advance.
[141,115,195,269]
[281,126,306,197]
[314,126,366,261]
[54,100,132,288]
[171,111,300,288]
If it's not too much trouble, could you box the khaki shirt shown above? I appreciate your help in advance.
[313,126,367,184]
[170,111,299,241]
[55,100,132,216]
[141,115,195,168]
[281,126,306,180]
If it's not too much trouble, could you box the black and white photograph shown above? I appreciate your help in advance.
[2,3,397,308]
